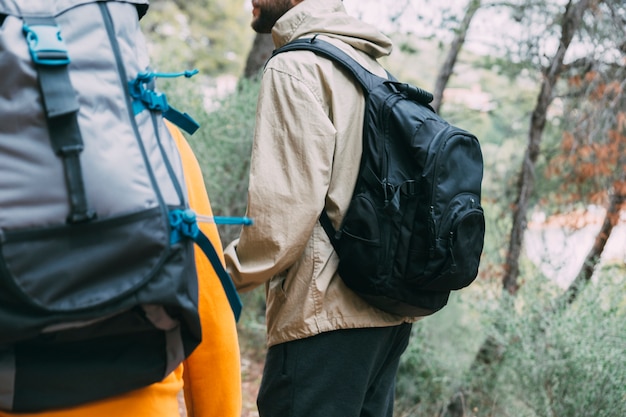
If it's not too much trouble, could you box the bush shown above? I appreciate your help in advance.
[185,77,260,244]
[494,266,626,417]
[395,260,625,417]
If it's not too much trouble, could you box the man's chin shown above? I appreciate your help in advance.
[251,18,273,34]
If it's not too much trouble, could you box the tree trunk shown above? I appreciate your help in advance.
[442,2,594,415]
[502,0,592,295]
[431,0,482,113]
[243,33,275,79]
[561,186,625,305]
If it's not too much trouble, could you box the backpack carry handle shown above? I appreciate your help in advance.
[389,82,434,106]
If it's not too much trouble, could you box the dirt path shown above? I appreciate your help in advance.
[240,355,263,417]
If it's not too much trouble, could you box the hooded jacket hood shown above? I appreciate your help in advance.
[272,0,393,58]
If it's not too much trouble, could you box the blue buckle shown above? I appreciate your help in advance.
[128,72,165,110]
[23,24,71,66]
[170,209,200,244]
[128,70,201,135]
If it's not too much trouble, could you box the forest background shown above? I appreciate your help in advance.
[139,1,625,416]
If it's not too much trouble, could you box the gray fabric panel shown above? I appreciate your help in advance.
[61,3,161,218]
[164,325,185,377]
[104,1,187,207]
[0,0,186,231]
[141,304,186,377]
[0,14,68,229]
[142,304,179,331]
[0,346,15,411]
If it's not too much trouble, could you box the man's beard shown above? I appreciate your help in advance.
[251,0,294,34]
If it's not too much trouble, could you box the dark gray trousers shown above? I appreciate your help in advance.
[257,323,413,417]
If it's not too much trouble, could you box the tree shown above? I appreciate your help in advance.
[564,186,625,303]
[502,0,594,295]
[243,34,275,79]
[431,0,483,113]
[547,62,626,305]
[442,1,599,415]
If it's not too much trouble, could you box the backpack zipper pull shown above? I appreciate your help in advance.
[448,231,457,273]
[429,206,436,258]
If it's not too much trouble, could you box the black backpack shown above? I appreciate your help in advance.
[272,37,485,317]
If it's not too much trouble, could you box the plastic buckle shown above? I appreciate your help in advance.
[23,24,71,66]
[169,209,199,244]
[180,209,199,238]
[128,74,170,112]
[143,90,169,112]
[128,70,201,135]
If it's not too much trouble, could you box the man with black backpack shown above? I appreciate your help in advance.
[224,0,418,415]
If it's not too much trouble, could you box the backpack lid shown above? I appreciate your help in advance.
[0,0,149,18]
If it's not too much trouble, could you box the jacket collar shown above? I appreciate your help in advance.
[271,0,392,59]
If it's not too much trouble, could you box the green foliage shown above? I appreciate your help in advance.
[141,0,253,77]
[395,288,492,416]
[176,77,260,244]
[493,269,626,417]
[397,266,626,417]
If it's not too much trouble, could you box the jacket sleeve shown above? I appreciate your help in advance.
[167,123,242,417]
[224,66,336,292]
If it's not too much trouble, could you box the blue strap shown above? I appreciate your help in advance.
[193,228,243,322]
[170,209,243,321]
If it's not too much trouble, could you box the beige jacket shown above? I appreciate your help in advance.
[224,0,415,347]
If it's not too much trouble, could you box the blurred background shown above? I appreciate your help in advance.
[140,1,626,416]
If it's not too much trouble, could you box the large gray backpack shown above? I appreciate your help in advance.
[0,0,241,412]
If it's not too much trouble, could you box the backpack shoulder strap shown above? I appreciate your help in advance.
[271,37,381,94]
[272,37,385,248]
[272,37,434,106]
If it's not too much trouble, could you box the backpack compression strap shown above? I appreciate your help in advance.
[22,17,96,224]
[170,209,243,322]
